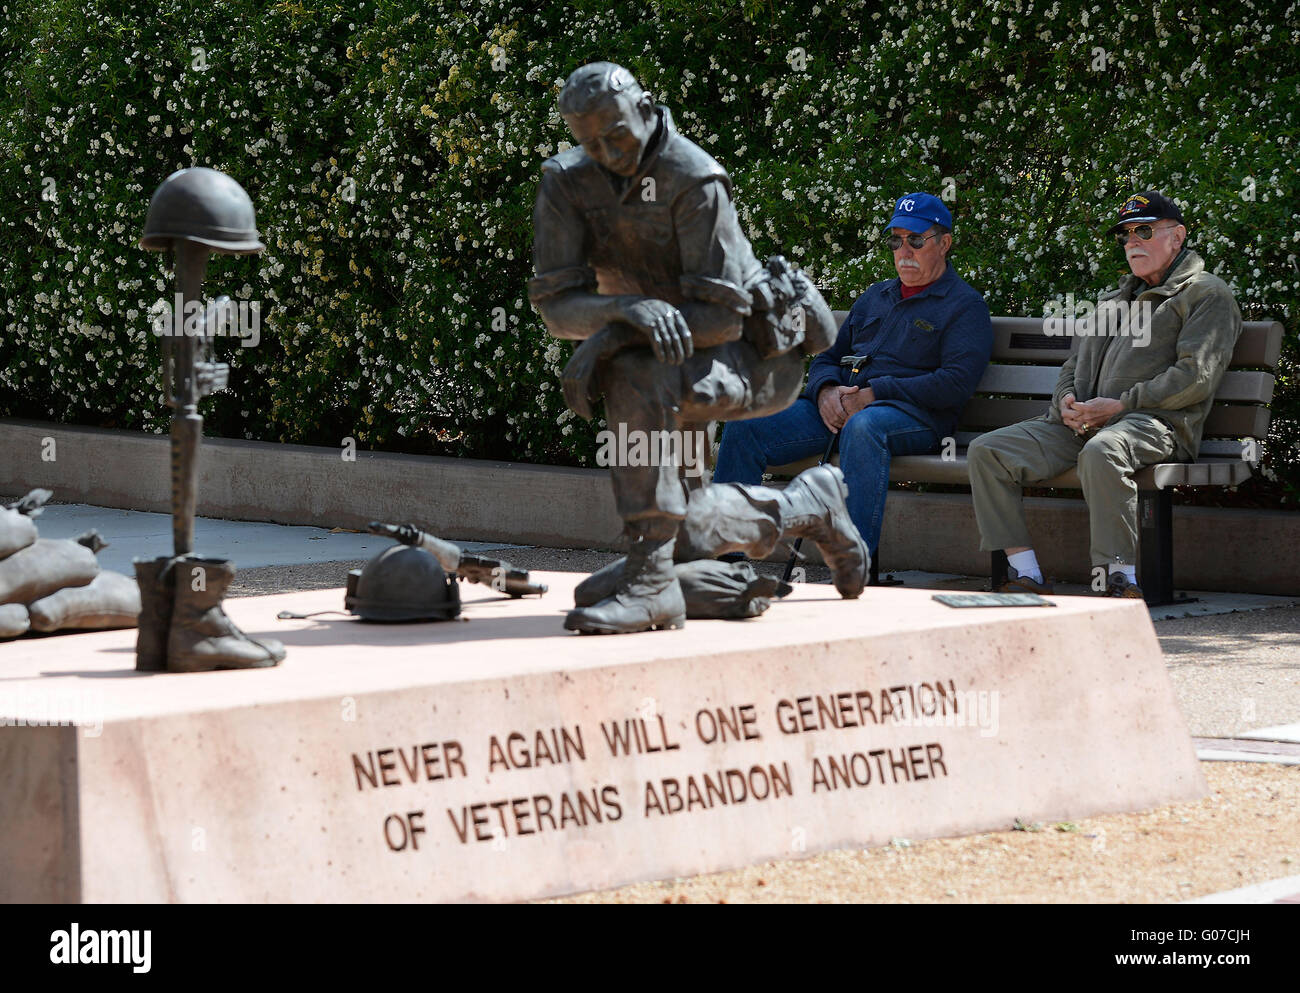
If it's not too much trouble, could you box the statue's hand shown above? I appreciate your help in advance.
[621,298,694,365]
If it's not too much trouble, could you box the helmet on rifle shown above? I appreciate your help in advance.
[140,167,265,254]
[346,545,461,622]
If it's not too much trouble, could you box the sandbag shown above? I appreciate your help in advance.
[0,538,98,606]
[0,602,29,639]
[0,508,38,560]
[576,557,791,619]
[674,560,791,619]
[28,570,141,632]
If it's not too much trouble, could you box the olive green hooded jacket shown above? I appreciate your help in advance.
[1048,248,1243,460]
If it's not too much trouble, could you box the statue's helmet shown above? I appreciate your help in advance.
[140,167,265,254]
[345,545,461,622]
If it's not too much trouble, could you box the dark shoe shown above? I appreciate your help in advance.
[133,555,175,672]
[1104,572,1144,599]
[167,556,286,671]
[998,567,1055,595]
[776,465,869,598]
[565,524,685,634]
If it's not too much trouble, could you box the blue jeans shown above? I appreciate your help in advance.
[714,398,940,556]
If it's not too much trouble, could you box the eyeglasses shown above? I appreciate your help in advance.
[1115,222,1178,246]
[884,231,944,251]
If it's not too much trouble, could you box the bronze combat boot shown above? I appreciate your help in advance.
[565,522,686,634]
[167,556,286,671]
[133,555,175,672]
[573,557,624,608]
[776,465,869,598]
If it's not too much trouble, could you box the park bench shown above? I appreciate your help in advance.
[770,312,1285,606]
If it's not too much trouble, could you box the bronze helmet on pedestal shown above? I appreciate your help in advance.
[346,546,463,622]
[140,167,264,254]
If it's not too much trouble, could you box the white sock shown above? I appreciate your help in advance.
[1109,562,1137,583]
[1007,549,1042,583]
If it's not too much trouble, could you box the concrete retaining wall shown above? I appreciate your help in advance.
[2,419,1296,594]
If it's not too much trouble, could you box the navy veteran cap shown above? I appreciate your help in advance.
[887,192,953,234]
[1106,190,1185,235]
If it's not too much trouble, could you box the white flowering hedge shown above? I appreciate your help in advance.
[2,0,1297,499]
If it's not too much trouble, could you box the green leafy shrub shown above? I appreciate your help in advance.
[1,0,1296,501]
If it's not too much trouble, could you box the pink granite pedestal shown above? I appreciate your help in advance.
[0,573,1205,902]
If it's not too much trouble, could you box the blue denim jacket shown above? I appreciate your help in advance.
[803,262,993,440]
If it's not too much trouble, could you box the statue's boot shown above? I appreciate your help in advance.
[677,467,868,599]
[167,556,286,671]
[133,556,175,672]
[573,559,624,608]
[564,522,685,634]
[774,466,869,599]
[575,558,790,618]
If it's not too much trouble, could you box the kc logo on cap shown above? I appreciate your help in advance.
[886,191,953,234]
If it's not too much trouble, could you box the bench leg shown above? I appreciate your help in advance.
[991,550,1009,591]
[1138,488,1196,607]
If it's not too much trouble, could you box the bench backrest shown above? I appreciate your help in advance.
[829,312,1284,457]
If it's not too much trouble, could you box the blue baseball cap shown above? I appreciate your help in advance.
[886,192,952,234]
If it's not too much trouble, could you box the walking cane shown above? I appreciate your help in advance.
[781,353,871,583]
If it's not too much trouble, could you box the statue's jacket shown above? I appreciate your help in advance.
[528,106,760,320]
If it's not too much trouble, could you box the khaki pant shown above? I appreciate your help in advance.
[967,414,1177,567]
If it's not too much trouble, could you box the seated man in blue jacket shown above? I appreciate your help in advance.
[713,192,993,562]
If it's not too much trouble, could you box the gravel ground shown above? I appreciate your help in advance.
[213,546,1300,904]
[547,763,1300,904]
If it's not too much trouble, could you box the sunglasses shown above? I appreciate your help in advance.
[884,231,944,251]
[1115,222,1178,246]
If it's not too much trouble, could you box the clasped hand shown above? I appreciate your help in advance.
[1061,393,1123,436]
[817,384,875,432]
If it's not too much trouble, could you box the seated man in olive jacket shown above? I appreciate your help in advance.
[968,190,1243,598]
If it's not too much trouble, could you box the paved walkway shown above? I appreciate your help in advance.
[26,504,1300,620]
[1187,872,1300,904]
[26,503,518,575]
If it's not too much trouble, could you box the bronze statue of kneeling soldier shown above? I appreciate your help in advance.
[134,167,285,672]
[530,62,869,634]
